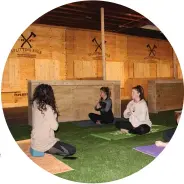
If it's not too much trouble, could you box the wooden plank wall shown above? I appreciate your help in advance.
[65,29,127,83]
[148,80,183,113]
[28,80,121,124]
[2,25,66,107]
[173,51,183,79]
[123,36,177,99]
[1,24,183,108]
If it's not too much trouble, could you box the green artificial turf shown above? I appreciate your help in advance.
[8,110,177,183]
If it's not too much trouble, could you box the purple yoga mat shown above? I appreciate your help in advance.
[133,144,165,157]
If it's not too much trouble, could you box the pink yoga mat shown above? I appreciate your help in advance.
[133,144,165,157]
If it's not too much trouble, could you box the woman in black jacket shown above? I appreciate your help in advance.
[155,113,181,147]
[88,87,114,125]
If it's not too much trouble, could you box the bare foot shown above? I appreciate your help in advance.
[155,141,168,147]
[120,129,128,134]
[96,121,101,125]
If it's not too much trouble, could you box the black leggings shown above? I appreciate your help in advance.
[88,113,114,124]
[163,128,176,142]
[45,141,76,156]
[115,120,150,135]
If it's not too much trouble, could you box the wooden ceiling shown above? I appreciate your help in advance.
[34,1,166,40]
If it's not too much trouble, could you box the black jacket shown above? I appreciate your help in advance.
[95,98,114,121]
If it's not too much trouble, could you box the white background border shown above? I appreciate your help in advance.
[0,0,183,184]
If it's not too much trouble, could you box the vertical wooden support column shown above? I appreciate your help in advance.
[101,7,106,80]
[173,50,177,78]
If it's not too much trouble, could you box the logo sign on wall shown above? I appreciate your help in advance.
[88,37,110,60]
[144,44,159,60]
[14,92,28,97]
[11,32,42,58]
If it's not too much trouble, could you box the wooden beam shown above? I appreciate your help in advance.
[47,11,134,24]
[125,13,144,18]
[173,50,177,78]
[106,14,143,22]
[35,20,101,30]
[77,1,140,15]
[117,17,145,32]
[55,8,143,22]
[40,15,132,28]
[133,20,153,28]
[118,28,166,40]
[101,7,106,80]
[49,10,140,26]
[66,3,87,8]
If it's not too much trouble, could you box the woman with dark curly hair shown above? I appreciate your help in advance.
[30,84,76,157]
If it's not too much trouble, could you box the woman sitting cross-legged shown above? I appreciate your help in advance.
[115,85,152,135]
[88,87,114,125]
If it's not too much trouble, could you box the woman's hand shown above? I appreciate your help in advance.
[127,112,131,116]
[96,103,101,109]
[129,106,135,114]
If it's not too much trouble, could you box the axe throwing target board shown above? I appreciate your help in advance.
[28,80,121,125]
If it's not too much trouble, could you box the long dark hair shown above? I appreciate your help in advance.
[31,84,59,118]
[100,87,111,99]
[132,85,145,100]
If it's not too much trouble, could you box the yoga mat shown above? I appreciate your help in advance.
[73,120,115,128]
[73,120,103,127]
[91,125,172,141]
[91,131,135,141]
[133,144,165,157]
[17,139,73,174]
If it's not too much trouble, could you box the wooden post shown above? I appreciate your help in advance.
[101,7,106,80]
[173,50,177,78]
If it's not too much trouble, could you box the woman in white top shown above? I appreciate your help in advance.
[31,84,76,156]
[115,85,152,135]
